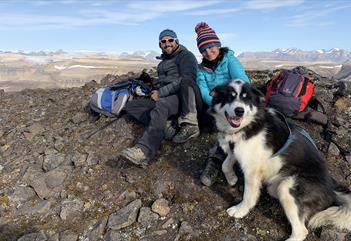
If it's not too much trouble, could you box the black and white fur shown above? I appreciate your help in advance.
[210,80,351,241]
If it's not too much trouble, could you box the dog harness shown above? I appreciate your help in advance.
[272,111,317,158]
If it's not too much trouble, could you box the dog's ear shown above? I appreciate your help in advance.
[210,86,220,104]
[208,87,222,114]
[250,85,265,105]
[210,87,219,98]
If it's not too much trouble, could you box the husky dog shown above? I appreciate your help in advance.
[210,80,351,241]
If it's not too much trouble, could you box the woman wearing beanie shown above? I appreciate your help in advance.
[195,22,250,187]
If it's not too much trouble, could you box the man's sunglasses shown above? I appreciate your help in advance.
[160,38,176,44]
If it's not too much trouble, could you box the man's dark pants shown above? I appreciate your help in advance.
[124,95,179,159]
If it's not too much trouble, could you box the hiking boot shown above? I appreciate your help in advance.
[172,124,200,143]
[120,146,149,167]
[200,159,219,187]
[164,121,178,140]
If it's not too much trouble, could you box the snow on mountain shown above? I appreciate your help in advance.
[120,50,160,61]
[238,48,351,63]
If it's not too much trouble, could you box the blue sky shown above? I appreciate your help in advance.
[0,0,350,55]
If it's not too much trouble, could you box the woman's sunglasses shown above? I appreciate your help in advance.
[160,38,176,44]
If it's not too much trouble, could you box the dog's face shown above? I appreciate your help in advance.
[210,80,262,132]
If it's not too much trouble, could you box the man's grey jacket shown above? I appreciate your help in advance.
[154,45,198,97]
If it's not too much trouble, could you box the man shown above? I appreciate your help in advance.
[120,29,200,166]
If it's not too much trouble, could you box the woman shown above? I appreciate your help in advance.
[195,22,250,186]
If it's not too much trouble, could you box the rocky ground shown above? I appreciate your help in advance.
[0,70,350,241]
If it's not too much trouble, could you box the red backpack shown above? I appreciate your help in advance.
[265,66,319,117]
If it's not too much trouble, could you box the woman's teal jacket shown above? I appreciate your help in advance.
[197,49,250,106]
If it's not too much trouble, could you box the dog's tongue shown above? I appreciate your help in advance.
[225,111,242,128]
[230,116,242,126]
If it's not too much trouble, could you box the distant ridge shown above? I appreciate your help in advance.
[120,50,159,61]
[334,64,351,81]
[238,48,351,63]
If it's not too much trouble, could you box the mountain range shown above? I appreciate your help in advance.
[2,48,350,63]
[1,48,350,92]
[237,48,351,63]
[119,50,159,61]
[113,48,351,63]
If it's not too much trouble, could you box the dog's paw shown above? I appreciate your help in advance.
[226,204,249,218]
[285,238,304,241]
[284,227,308,241]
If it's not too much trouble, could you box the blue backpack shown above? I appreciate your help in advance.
[89,79,150,118]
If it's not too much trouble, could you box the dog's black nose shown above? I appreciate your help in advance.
[235,107,244,117]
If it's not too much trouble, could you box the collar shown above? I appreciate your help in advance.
[157,44,182,60]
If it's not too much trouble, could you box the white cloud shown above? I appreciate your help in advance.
[0,0,222,30]
[287,5,351,27]
[127,0,220,13]
[186,8,240,16]
[244,0,304,10]
[0,10,160,30]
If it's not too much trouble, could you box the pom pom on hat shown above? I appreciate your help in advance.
[195,22,221,53]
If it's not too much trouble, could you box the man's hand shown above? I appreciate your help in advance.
[150,90,160,101]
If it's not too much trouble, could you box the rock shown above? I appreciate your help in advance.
[10,186,36,204]
[59,230,78,241]
[23,166,51,199]
[328,142,340,156]
[86,217,108,241]
[71,113,86,124]
[47,233,59,241]
[138,207,159,227]
[178,221,193,235]
[151,180,173,197]
[116,189,138,206]
[86,152,99,166]
[239,233,258,241]
[151,198,170,217]
[152,230,167,236]
[60,199,84,220]
[44,166,72,189]
[53,136,66,151]
[70,153,88,168]
[162,217,176,229]
[17,200,52,216]
[84,80,98,89]
[334,97,351,113]
[107,199,142,230]
[346,155,351,165]
[23,123,44,141]
[320,227,350,241]
[103,230,123,241]
[42,151,66,171]
[174,221,196,241]
[18,231,47,241]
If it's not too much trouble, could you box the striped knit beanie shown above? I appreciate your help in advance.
[195,22,221,53]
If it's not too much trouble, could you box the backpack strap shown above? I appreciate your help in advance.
[293,97,328,125]
[271,111,293,158]
[109,79,133,90]
[309,97,326,114]
[85,117,119,140]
